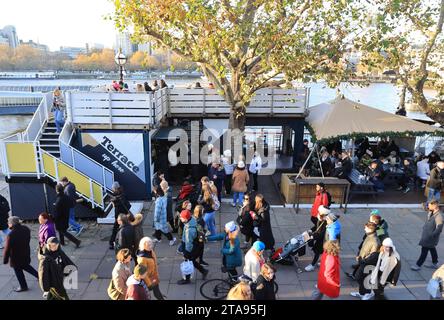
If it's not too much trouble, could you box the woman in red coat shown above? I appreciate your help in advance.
[315,240,341,299]
[310,183,329,226]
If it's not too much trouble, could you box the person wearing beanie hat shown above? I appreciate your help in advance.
[305,206,329,272]
[125,265,150,300]
[177,209,209,285]
[207,221,242,278]
[232,160,249,207]
[38,236,75,300]
[310,183,330,227]
[370,209,380,216]
[244,241,265,282]
[366,238,401,300]
[325,213,341,242]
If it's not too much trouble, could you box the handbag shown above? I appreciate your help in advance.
[427,278,442,299]
[180,260,194,279]
[107,279,122,300]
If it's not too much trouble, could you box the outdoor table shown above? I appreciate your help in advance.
[383,167,404,186]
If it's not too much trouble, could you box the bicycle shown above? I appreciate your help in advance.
[199,267,278,300]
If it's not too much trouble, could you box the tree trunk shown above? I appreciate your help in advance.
[398,84,407,109]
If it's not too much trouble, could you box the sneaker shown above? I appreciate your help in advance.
[0,244,4,249]
[177,279,191,285]
[231,203,236,207]
[396,186,404,191]
[200,260,209,267]
[350,292,362,298]
[410,264,421,271]
[169,238,177,246]
[403,187,411,194]
[424,263,439,269]
[153,239,161,243]
[362,292,375,300]
[202,269,209,280]
[317,262,321,267]
[304,264,315,272]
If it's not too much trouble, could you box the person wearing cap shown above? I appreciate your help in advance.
[305,205,329,272]
[177,210,208,285]
[125,264,151,300]
[3,216,38,292]
[232,160,249,208]
[207,221,243,278]
[109,182,132,250]
[366,238,401,300]
[310,183,330,227]
[243,241,265,282]
[249,151,262,192]
[222,150,234,195]
[38,237,75,300]
[325,212,341,242]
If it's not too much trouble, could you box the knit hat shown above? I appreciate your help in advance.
[318,205,330,216]
[223,150,232,158]
[252,241,265,252]
[237,161,245,169]
[180,210,191,221]
[134,264,147,278]
[225,221,237,233]
[370,209,380,216]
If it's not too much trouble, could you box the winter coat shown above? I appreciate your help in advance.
[325,220,341,242]
[359,232,381,261]
[136,250,160,288]
[110,261,131,300]
[253,201,275,250]
[63,182,77,208]
[370,250,401,287]
[243,248,263,282]
[3,224,32,268]
[311,191,329,217]
[402,163,416,179]
[38,246,75,297]
[232,168,249,193]
[125,275,150,300]
[165,187,173,221]
[154,195,169,233]
[207,232,243,269]
[321,157,333,177]
[419,210,443,248]
[223,159,234,175]
[310,219,327,255]
[427,167,444,190]
[38,221,56,247]
[0,194,10,230]
[53,193,71,231]
[254,274,276,300]
[115,223,136,255]
[182,217,198,255]
[317,252,341,298]
[111,191,131,218]
[238,205,254,237]
[209,166,225,193]
[131,214,144,248]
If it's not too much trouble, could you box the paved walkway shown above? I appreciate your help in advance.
[0,194,441,300]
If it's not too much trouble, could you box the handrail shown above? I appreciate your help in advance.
[22,92,53,142]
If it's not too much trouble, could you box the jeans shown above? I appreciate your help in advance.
[232,192,244,206]
[13,265,38,289]
[55,119,65,133]
[416,246,438,266]
[154,229,173,241]
[204,211,216,235]
[0,228,10,247]
[427,188,441,206]
[69,208,82,232]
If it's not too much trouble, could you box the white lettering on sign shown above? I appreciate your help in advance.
[101,136,140,174]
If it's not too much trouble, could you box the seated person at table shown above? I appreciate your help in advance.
[376,138,389,158]
[397,159,416,193]
[358,150,374,172]
[386,151,400,167]
[320,150,333,177]
[365,162,385,192]
[332,152,352,179]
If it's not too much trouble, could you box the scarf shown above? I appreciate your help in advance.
[371,250,400,286]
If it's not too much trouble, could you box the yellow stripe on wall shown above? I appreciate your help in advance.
[42,153,56,178]
[6,143,37,173]
[93,182,103,205]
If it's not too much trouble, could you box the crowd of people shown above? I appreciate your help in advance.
[105,80,216,93]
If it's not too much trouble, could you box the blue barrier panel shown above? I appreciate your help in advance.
[60,143,73,166]
[72,149,104,185]
[105,170,114,190]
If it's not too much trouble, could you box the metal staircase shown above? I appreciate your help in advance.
[39,121,61,157]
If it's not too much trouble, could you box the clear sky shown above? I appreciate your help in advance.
[0,0,116,51]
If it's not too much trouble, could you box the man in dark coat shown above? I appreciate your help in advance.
[60,176,83,235]
[38,237,75,300]
[425,162,444,207]
[208,162,225,202]
[411,200,443,270]
[0,194,10,249]
[109,181,131,250]
[115,214,137,261]
[3,216,38,292]
[53,184,81,248]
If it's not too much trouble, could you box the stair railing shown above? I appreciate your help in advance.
[22,92,53,142]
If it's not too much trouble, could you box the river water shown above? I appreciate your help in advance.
[0,79,437,139]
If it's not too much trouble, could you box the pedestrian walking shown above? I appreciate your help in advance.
[60,177,84,236]
[237,194,254,247]
[109,182,132,250]
[115,214,137,262]
[177,211,209,285]
[38,237,75,300]
[108,249,132,300]
[252,194,275,252]
[231,161,249,208]
[193,204,208,266]
[201,187,217,236]
[424,161,444,208]
[310,183,330,226]
[53,184,81,248]
[153,186,176,245]
[249,151,262,192]
[131,213,144,250]
[325,213,341,242]
[253,263,277,300]
[411,200,443,271]
[0,194,10,249]
[125,265,151,300]
[222,150,234,195]
[243,241,265,282]
[160,180,175,233]
[312,240,341,300]
[38,212,56,249]
[305,205,329,272]
[136,237,166,300]
[209,162,225,202]
[3,216,38,292]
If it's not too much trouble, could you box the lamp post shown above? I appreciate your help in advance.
[114,48,127,83]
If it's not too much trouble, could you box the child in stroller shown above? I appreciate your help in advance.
[271,231,311,273]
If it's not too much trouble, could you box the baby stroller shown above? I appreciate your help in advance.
[270,231,311,273]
